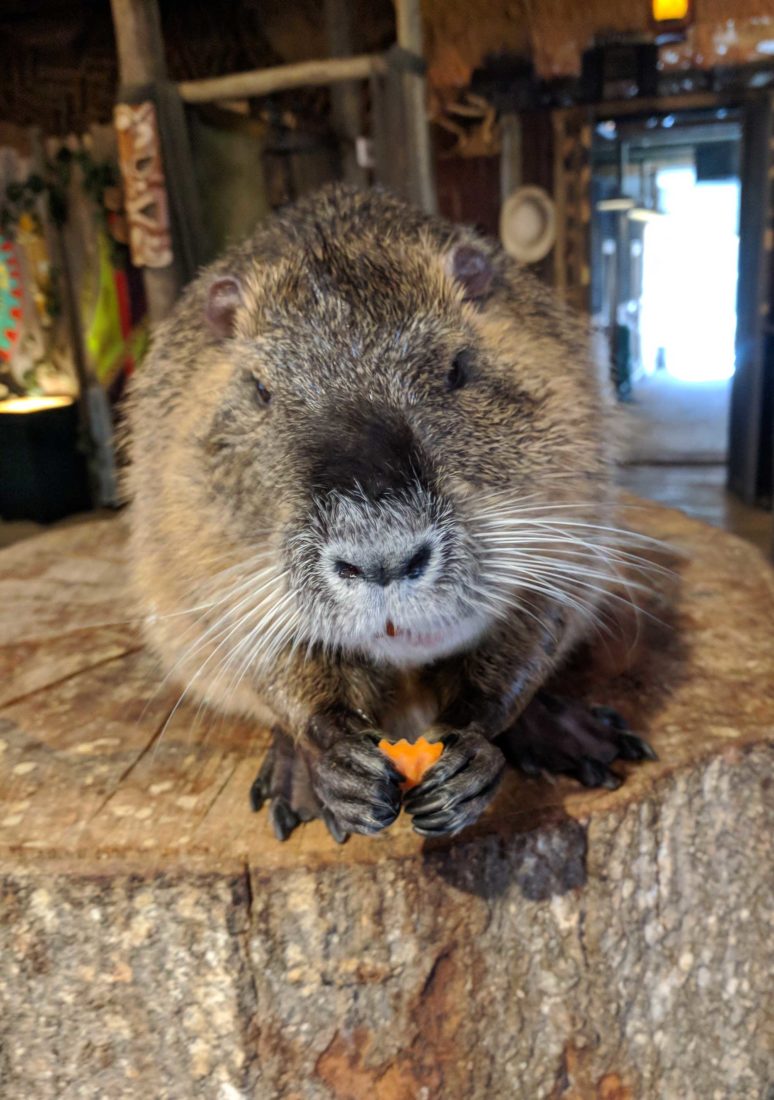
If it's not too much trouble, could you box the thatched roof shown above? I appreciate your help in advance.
[1,0,773,136]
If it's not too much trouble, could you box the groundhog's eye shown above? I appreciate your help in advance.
[447,350,472,392]
[254,379,272,406]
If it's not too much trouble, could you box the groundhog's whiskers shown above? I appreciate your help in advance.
[154,566,286,686]
[466,580,559,640]
[134,561,284,728]
[470,497,675,651]
[474,500,676,575]
[220,604,305,714]
[68,548,283,635]
[189,593,303,748]
[209,589,299,701]
[147,562,291,750]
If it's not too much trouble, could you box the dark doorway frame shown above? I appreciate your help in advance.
[582,90,774,513]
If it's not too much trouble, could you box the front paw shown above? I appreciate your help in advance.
[498,694,657,790]
[312,733,403,836]
[403,730,505,837]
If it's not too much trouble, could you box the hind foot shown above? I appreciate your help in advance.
[497,693,656,790]
[250,728,348,843]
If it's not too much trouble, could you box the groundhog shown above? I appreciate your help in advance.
[127,184,655,842]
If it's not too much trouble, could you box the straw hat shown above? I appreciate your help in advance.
[499,186,556,263]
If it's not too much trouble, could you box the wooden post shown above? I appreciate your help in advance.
[394,0,437,214]
[109,0,166,85]
[27,130,119,508]
[109,0,205,323]
[324,0,367,186]
[500,112,523,204]
[728,95,774,508]
[371,56,411,201]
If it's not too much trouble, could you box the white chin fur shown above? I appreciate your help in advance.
[354,611,491,668]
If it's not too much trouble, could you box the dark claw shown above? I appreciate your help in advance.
[249,774,266,812]
[405,731,505,837]
[500,694,656,794]
[312,735,402,837]
[412,787,502,837]
[404,740,476,804]
[577,757,621,790]
[411,822,452,838]
[403,787,449,817]
[590,705,629,731]
[270,796,301,841]
[515,748,542,778]
[334,802,399,835]
[250,740,279,811]
[322,808,349,844]
[618,732,658,761]
[411,807,457,834]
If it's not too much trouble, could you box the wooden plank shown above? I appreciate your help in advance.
[178,55,387,105]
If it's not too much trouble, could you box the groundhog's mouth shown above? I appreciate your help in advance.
[380,619,447,649]
[355,610,491,668]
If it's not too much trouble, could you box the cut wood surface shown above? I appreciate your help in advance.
[0,498,772,1098]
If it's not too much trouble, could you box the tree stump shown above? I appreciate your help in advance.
[0,500,772,1099]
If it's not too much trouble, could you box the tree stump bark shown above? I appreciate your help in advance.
[0,500,771,1099]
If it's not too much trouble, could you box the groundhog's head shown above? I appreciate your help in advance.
[184,202,611,672]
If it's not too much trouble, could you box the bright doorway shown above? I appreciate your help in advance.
[591,109,742,465]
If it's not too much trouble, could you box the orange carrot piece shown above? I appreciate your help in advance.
[378,736,444,791]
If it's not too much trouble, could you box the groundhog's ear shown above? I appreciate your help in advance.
[446,244,494,304]
[206,276,242,338]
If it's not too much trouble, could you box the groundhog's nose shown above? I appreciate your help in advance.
[333,541,433,587]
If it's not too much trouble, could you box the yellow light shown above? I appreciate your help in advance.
[0,395,75,414]
[652,0,690,21]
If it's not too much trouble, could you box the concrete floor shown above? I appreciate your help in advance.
[618,464,771,556]
[623,374,730,465]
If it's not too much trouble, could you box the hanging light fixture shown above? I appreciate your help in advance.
[650,0,693,42]
[597,195,636,212]
[628,204,664,222]
[652,0,691,21]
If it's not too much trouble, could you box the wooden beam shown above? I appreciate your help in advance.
[394,0,437,215]
[178,55,387,105]
[591,90,746,120]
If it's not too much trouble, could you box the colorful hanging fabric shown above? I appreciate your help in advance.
[84,229,147,387]
[0,237,23,364]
